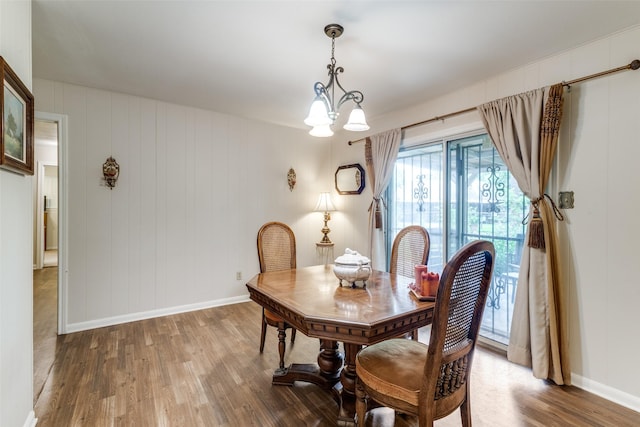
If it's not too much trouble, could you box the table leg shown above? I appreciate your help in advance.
[333,342,362,426]
[318,339,344,375]
[270,338,360,425]
[272,339,342,389]
[275,325,287,373]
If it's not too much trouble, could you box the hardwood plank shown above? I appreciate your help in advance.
[34,270,640,426]
[33,266,58,405]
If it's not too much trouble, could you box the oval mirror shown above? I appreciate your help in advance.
[335,163,365,195]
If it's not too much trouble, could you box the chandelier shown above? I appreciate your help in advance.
[304,24,370,137]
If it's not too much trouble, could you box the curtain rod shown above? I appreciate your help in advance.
[348,59,640,145]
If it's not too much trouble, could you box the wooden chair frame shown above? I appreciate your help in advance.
[256,221,297,370]
[356,240,495,426]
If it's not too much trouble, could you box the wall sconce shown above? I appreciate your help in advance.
[287,167,296,191]
[103,156,119,189]
[314,192,336,244]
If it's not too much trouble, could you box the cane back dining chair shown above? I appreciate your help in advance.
[356,240,495,427]
[390,225,430,339]
[390,225,431,277]
[257,222,297,371]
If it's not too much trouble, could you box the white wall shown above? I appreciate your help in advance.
[0,1,36,427]
[33,79,331,332]
[330,25,640,410]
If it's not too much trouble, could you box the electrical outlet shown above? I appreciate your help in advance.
[236,271,242,281]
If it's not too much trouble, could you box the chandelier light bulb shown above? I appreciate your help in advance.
[309,124,334,137]
[304,96,331,126]
[343,105,370,131]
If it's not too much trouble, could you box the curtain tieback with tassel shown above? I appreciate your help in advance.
[523,194,564,250]
[368,197,386,229]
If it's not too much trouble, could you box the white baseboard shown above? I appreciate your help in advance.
[65,295,251,333]
[23,410,37,427]
[572,373,640,413]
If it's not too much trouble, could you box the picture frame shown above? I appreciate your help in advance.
[1,56,34,175]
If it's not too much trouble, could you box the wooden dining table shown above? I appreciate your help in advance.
[246,264,436,425]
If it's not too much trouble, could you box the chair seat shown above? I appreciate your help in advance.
[356,338,428,407]
[264,308,285,324]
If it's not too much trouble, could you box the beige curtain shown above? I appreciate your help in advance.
[477,84,570,385]
[364,129,402,270]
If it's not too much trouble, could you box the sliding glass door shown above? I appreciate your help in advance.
[387,132,526,344]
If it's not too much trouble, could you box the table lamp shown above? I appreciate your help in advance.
[314,192,336,244]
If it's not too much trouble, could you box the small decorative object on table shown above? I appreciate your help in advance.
[333,248,371,288]
[414,264,427,289]
[409,265,439,301]
[423,271,440,297]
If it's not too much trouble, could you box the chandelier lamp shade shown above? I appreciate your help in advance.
[304,24,370,137]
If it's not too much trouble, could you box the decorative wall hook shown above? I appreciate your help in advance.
[103,156,119,189]
[287,167,296,191]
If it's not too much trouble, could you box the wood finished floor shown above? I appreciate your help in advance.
[34,268,640,426]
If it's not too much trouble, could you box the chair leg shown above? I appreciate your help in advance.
[259,312,267,353]
[355,379,367,426]
[277,323,287,370]
[291,328,297,343]
[460,388,472,427]
[411,329,419,340]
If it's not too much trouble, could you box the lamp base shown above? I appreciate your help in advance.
[320,212,332,244]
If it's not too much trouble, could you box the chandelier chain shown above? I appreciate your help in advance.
[331,36,336,67]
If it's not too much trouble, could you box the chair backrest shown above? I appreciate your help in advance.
[389,225,430,278]
[419,240,494,419]
[257,222,297,273]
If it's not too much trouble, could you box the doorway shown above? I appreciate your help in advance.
[33,113,66,404]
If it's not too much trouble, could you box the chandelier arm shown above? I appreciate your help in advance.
[315,71,338,116]
[313,81,327,96]
[331,66,364,108]
[336,90,365,110]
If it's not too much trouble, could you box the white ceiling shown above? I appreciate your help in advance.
[32,1,640,132]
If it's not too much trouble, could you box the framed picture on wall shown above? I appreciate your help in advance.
[0,56,34,175]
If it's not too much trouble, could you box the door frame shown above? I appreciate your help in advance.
[35,111,68,334]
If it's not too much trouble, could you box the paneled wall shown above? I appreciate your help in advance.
[34,80,331,331]
[0,1,35,426]
[331,25,640,410]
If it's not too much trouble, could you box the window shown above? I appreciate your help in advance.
[387,131,527,344]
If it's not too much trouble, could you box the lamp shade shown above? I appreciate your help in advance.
[309,124,334,137]
[343,105,370,131]
[314,192,336,212]
[304,96,331,127]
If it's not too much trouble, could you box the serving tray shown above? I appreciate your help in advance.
[408,285,436,301]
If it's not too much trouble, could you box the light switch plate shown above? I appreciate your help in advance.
[558,191,574,209]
